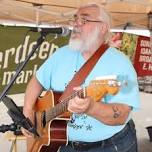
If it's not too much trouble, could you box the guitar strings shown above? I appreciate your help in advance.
[45,89,84,122]
[45,80,120,122]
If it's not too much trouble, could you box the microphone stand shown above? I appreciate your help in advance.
[0,32,49,137]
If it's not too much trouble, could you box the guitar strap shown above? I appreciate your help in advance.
[59,43,109,101]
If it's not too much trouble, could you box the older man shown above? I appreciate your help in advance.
[22,3,140,152]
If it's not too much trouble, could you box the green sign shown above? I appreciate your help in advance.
[0,25,69,94]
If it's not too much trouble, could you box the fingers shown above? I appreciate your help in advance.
[73,86,82,91]
[68,96,92,113]
[68,86,93,114]
[21,108,35,137]
[21,127,33,138]
[68,96,83,113]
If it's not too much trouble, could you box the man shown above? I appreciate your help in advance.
[22,3,140,152]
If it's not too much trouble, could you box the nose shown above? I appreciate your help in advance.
[72,21,81,31]
[73,21,79,28]
[69,19,79,29]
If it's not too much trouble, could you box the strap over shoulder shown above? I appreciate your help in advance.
[59,43,109,101]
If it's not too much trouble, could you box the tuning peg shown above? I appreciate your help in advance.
[117,80,128,87]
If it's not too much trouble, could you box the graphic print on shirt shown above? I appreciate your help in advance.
[68,114,93,131]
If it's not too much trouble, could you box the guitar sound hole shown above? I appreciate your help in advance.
[42,111,46,127]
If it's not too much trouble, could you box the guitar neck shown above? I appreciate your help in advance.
[44,78,122,123]
[45,88,85,123]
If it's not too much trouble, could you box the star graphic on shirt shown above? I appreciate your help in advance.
[86,124,93,131]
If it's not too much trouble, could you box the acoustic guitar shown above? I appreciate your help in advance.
[27,77,125,152]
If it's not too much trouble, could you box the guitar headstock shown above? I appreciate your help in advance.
[86,75,127,102]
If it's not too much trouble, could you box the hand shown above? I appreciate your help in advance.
[68,87,94,114]
[21,108,35,138]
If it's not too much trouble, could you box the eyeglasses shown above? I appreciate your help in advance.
[69,15,103,25]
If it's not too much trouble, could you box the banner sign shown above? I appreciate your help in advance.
[0,26,151,94]
[133,36,151,76]
[0,25,69,94]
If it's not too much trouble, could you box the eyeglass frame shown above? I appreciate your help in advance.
[69,14,103,25]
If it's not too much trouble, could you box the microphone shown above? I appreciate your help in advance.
[30,27,70,36]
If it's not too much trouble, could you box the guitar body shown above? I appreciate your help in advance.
[27,77,122,152]
[40,119,67,152]
[27,91,68,152]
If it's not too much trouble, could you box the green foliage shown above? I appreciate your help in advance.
[120,33,138,62]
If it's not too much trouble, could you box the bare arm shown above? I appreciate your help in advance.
[68,95,131,126]
[24,75,43,112]
[87,100,131,125]
[22,75,43,137]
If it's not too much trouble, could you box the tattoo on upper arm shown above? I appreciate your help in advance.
[112,105,121,118]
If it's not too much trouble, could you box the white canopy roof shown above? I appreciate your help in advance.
[0,0,152,30]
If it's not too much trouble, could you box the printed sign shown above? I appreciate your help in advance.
[134,36,151,76]
[0,26,151,94]
[0,26,69,94]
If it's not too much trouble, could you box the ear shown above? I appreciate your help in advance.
[100,23,108,35]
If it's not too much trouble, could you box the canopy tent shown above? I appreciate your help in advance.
[0,0,152,30]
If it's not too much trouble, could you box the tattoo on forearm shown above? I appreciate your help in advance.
[112,105,121,118]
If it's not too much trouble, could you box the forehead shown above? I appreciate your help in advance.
[76,6,100,18]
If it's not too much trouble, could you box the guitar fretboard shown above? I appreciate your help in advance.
[45,89,85,123]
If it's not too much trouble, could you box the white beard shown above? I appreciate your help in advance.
[69,38,83,51]
[69,26,100,52]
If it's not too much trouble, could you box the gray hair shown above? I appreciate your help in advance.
[79,3,112,43]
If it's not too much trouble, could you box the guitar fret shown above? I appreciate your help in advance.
[79,89,83,98]
[45,89,84,123]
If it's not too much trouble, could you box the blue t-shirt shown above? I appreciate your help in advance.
[36,45,140,142]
